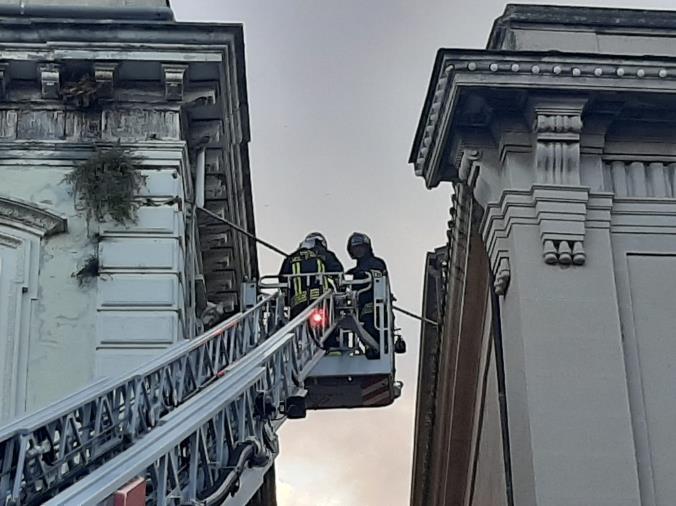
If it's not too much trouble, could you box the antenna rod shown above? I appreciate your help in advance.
[197,207,289,257]
[393,305,438,326]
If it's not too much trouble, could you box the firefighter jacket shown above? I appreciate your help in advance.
[348,254,388,318]
[278,248,330,309]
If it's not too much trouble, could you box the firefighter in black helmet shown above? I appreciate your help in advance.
[278,233,342,319]
[347,232,388,354]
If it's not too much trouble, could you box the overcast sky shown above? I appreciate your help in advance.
[172,1,676,504]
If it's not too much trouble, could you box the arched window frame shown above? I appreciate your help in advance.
[0,195,66,420]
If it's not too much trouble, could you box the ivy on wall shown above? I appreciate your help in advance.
[63,147,147,225]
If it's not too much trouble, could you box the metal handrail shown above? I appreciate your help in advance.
[260,272,373,297]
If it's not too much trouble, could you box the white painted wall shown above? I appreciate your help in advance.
[0,162,96,418]
[610,217,676,506]
[0,144,195,422]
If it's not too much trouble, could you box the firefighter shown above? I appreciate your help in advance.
[278,233,335,319]
[346,232,388,357]
[303,232,344,275]
[304,232,344,347]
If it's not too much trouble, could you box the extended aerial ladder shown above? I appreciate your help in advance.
[0,273,403,506]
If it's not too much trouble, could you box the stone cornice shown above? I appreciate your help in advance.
[0,195,67,237]
[0,18,244,46]
[0,46,224,63]
[489,5,676,50]
[0,140,191,167]
[412,49,676,188]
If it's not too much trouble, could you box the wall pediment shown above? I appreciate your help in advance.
[0,195,67,237]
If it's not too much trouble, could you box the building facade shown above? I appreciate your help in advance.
[0,0,258,421]
[411,5,676,506]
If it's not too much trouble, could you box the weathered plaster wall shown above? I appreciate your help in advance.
[0,143,193,416]
[93,146,193,378]
[0,158,96,413]
[0,82,197,421]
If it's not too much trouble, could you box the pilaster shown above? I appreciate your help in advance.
[475,145,641,505]
[450,92,640,506]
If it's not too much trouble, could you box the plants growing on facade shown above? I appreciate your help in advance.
[64,147,147,225]
[61,74,101,108]
[73,254,100,286]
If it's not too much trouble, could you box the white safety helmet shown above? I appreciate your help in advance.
[302,232,327,249]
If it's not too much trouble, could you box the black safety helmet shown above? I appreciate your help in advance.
[347,232,372,259]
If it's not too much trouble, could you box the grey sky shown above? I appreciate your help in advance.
[172,1,676,504]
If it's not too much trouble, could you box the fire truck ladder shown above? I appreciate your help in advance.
[1,274,402,506]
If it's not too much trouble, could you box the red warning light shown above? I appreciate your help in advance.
[309,309,326,327]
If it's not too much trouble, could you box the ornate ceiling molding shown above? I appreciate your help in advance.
[0,195,67,237]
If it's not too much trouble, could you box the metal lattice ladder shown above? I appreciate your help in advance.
[1,274,402,506]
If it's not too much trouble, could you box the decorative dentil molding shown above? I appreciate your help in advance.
[0,195,67,237]
[453,105,591,270]
[414,63,454,175]
[453,147,514,295]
